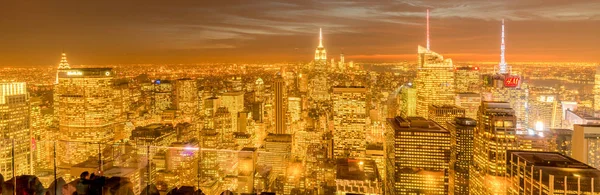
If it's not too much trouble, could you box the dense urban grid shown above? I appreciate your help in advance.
[1,9,600,195]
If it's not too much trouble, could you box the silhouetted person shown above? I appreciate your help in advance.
[87,173,106,195]
[77,171,90,195]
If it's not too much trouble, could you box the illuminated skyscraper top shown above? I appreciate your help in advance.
[58,53,71,70]
[56,53,71,84]
[498,19,508,74]
[314,28,327,62]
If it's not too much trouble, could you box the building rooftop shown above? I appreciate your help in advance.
[332,86,367,93]
[508,151,600,177]
[386,116,448,133]
[265,133,292,142]
[336,158,379,181]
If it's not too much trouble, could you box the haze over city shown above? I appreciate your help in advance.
[1,0,600,66]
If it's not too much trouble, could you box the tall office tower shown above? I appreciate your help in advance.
[483,74,529,129]
[214,107,233,145]
[384,116,451,195]
[447,117,476,195]
[112,79,132,124]
[254,78,265,101]
[455,92,481,119]
[528,94,561,130]
[55,68,115,165]
[399,83,417,118]
[0,82,31,177]
[415,10,455,119]
[314,28,327,71]
[142,80,174,115]
[55,53,71,84]
[454,66,481,93]
[200,129,219,180]
[507,151,600,194]
[594,66,600,112]
[228,76,243,92]
[260,134,292,174]
[428,104,465,129]
[572,124,600,169]
[274,74,287,134]
[297,73,308,93]
[174,78,198,119]
[332,86,368,158]
[287,97,301,123]
[470,101,518,195]
[220,91,244,134]
[238,147,257,193]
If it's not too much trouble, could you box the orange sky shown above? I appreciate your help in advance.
[0,0,599,66]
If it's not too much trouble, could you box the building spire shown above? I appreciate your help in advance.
[499,19,507,74]
[58,53,71,70]
[319,28,323,48]
[426,9,430,51]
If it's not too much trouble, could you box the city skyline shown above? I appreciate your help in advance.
[1,0,600,66]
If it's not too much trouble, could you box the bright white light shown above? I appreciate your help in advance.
[535,121,544,131]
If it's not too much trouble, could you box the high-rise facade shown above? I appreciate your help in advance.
[399,83,416,118]
[0,82,31,177]
[428,104,465,129]
[332,86,368,158]
[415,46,455,118]
[221,91,244,133]
[470,101,518,195]
[447,117,476,195]
[594,66,600,112]
[174,78,198,120]
[572,124,600,169]
[55,68,115,165]
[454,66,481,94]
[507,151,600,194]
[528,94,561,130]
[455,92,481,119]
[385,116,450,194]
[274,74,287,134]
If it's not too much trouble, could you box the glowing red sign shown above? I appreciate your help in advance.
[504,77,520,87]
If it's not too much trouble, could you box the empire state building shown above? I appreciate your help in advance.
[314,28,327,71]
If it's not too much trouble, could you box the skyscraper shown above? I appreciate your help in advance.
[274,73,287,134]
[455,92,481,119]
[55,53,71,84]
[593,66,600,112]
[507,151,600,194]
[572,124,600,169]
[332,86,368,158]
[454,66,481,94]
[174,78,198,120]
[221,91,244,133]
[0,82,31,177]
[447,117,476,195]
[385,116,451,194]
[55,68,115,165]
[415,10,455,118]
[428,104,465,129]
[470,101,518,195]
[399,83,417,118]
[314,28,327,71]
